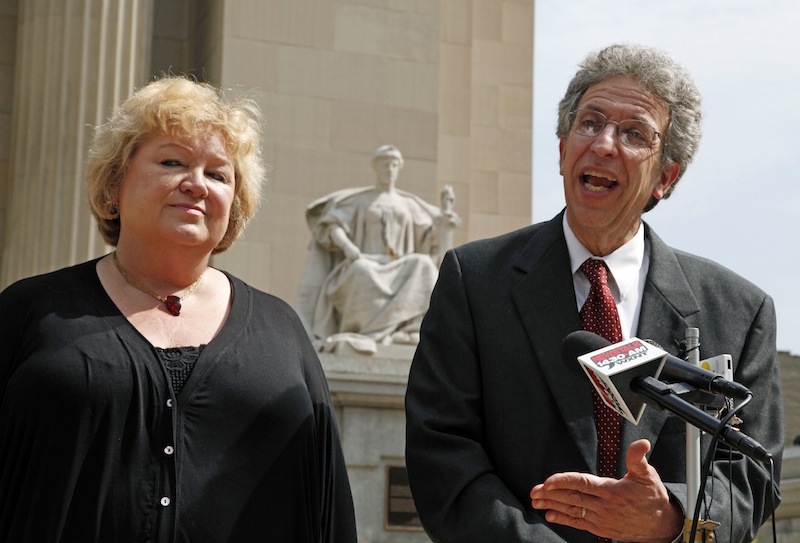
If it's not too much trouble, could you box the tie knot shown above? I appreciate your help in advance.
[580,259,609,287]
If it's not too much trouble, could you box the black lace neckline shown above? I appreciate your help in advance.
[155,345,206,395]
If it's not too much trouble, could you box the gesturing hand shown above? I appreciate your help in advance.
[530,439,683,543]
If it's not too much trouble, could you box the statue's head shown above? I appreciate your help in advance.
[371,144,404,168]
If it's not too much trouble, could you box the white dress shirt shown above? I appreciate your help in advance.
[563,213,651,340]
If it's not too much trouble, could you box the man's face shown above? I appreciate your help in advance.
[559,76,680,255]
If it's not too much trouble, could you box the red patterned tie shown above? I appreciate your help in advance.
[580,259,622,543]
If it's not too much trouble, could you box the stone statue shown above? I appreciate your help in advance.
[297,145,461,355]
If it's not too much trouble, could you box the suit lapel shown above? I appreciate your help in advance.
[510,213,598,471]
[621,224,702,451]
[509,217,704,472]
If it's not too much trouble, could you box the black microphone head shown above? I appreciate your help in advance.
[561,331,611,376]
[562,330,611,363]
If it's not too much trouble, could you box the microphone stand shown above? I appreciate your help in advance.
[682,328,716,543]
[630,371,772,541]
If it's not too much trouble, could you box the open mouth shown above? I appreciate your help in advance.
[581,171,618,192]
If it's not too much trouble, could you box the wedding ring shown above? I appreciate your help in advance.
[581,507,586,519]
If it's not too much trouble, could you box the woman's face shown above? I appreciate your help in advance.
[373,157,402,188]
[116,130,236,253]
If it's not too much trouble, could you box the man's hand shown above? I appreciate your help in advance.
[530,439,683,543]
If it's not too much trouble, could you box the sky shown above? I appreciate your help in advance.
[532,0,800,355]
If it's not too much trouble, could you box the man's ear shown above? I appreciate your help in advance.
[653,161,681,200]
[558,139,566,176]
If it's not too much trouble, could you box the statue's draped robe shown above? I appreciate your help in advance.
[297,187,441,351]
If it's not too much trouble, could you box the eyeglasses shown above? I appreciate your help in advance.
[569,109,662,149]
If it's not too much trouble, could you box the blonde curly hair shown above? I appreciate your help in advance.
[86,76,266,253]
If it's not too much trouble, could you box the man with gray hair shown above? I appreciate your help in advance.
[406,43,782,543]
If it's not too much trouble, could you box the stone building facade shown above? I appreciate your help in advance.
[0,0,533,298]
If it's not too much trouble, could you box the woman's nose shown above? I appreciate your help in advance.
[181,168,209,197]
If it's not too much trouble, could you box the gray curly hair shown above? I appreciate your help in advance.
[557,44,702,211]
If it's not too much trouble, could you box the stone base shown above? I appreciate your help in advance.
[320,350,430,542]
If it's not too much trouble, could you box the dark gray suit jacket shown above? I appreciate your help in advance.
[405,212,783,543]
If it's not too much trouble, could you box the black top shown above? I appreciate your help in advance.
[156,346,204,395]
[0,259,356,542]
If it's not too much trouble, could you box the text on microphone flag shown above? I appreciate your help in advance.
[589,339,650,369]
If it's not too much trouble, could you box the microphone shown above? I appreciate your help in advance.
[562,331,665,424]
[562,331,751,417]
[632,376,771,463]
[562,330,771,463]
[649,344,750,401]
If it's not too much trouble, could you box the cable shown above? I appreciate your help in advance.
[688,394,751,543]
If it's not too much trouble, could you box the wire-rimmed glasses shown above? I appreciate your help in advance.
[569,109,661,149]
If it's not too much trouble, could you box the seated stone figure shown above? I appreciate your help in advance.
[297,145,460,354]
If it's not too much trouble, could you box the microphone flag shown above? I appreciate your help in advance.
[577,337,668,424]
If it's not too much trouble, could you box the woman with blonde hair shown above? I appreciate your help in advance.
[0,76,356,542]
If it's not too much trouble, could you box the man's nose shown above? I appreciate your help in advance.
[590,122,620,156]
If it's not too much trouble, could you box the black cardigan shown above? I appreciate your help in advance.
[0,259,356,542]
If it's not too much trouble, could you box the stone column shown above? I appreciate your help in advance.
[1,0,153,287]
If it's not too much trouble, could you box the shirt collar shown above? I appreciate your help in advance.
[563,213,646,302]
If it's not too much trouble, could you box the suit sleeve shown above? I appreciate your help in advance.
[405,250,571,543]
[662,293,783,543]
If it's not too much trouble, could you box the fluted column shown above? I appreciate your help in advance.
[1,0,152,287]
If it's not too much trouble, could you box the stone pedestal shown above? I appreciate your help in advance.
[320,347,430,543]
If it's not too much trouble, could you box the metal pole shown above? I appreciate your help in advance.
[684,328,702,542]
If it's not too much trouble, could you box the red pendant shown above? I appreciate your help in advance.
[165,295,182,316]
